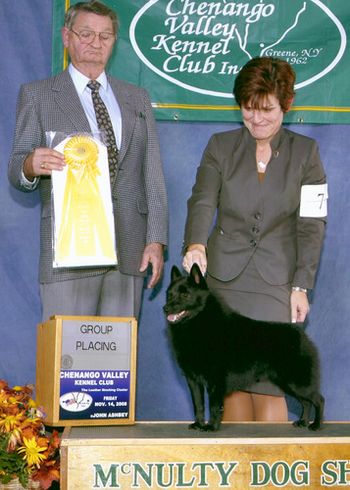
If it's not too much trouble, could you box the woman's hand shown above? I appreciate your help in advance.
[290,289,310,323]
[183,244,207,275]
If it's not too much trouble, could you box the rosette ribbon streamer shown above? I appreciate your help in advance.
[56,135,116,262]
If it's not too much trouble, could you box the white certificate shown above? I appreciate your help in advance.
[300,183,328,218]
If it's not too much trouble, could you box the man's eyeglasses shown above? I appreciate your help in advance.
[70,29,115,44]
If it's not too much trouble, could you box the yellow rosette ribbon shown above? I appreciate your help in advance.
[56,135,116,263]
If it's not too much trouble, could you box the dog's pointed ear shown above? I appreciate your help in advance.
[171,265,182,282]
[190,263,208,289]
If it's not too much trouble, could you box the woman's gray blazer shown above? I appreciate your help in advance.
[184,127,326,290]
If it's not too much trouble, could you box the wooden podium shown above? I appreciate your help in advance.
[60,422,350,489]
[36,315,137,426]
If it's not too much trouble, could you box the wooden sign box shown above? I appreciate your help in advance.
[60,422,350,489]
[36,315,137,426]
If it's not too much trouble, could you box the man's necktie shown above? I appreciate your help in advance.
[87,80,118,183]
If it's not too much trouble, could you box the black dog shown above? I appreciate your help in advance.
[164,264,324,432]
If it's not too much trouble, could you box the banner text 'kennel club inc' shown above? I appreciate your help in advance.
[52,0,349,122]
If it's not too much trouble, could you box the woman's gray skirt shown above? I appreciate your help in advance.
[207,256,292,396]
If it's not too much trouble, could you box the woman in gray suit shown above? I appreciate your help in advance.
[182,57,327,422]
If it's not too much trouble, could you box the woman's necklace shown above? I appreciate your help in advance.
[257,160,267,172]
[256,144,271,173]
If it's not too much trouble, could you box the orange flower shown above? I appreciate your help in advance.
[7,428,22,451]
[32,462,60,490]
[0,380,60,488]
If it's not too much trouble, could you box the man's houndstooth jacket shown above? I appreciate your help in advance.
[8,69,168,283]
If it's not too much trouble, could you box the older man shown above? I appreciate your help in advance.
[9,1,168,320]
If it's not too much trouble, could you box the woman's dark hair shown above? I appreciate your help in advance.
[233,57,296,112]
[64,1,119,34]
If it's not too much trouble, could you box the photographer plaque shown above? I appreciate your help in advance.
[36,315,137,426]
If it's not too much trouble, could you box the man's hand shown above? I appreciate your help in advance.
[23,147,65,180]
[139,242,164,288]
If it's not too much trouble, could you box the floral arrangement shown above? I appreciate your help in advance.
[0,380,60,489]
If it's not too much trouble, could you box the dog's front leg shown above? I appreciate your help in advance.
[205,383,225,431]
[186,376,206,430]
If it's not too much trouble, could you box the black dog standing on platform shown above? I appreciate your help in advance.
[164,264,324,432]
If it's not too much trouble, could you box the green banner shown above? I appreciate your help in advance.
[52,1,349,123]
